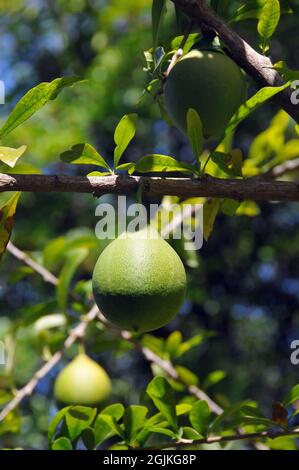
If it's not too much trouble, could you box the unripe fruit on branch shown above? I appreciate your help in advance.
[54,354,111,406]
[164,47,247,139]
[92,227,187,333]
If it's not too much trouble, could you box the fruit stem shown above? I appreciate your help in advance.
[78,342,86,355]
[165,20,194,77]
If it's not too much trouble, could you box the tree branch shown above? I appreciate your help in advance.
[1,173,299,201]
[172,0,299,123]
[145,426,299,450]
[7,242,58,285]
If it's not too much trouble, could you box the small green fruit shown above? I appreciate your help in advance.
[164,48,247,139]
[54,354,111,406]
[92,227,187,332]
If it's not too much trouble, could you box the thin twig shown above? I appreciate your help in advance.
[165,20,194,77]
[1,173,299,201]
[144,426,299,450]
[7,242,58,285]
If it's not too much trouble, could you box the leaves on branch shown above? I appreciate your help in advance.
[61,143,111,172]
[114,113,138,168]
[135,154,197,176]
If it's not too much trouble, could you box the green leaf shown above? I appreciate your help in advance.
[189,400,211,436]
[56,247,89,313]
[114,114,138,167]
[61,143,111,171]
[171,33,201,54]
[52,437,73,450]
[87,171,111,176]
[98,414,125,438]
[0,76,81,138]
[236,200,261,217]
[0,412,21,437]
[187,108,203,168]
[165,331,182,358]
[258,0,280,52]
[93,405,124,447]
[116,162,136,174]
[176,404,192,416]
[109,444,129,450]
[210,150,243,178]
[136,412,167,447]
[225,83,290,136]
[48,407,71,446]
[0,192,21,259]
[203,370,227,389]
[266,436,298,450]
[231,0,266,22]
[123,405,148,444]
[135,154,197,176]
[240,417,275,428]
[177,333,207,357]
[0,145,27,168]
[283,384,299,407]
[231,0,290,23]
[241,405,264,418]
[176,366,199,386]
[203,199,221,242]
[81,428,95,450]
[152,0,166,50]
[273,61,299,81]
[221,199,240,216]
[145,426,176,439]
[146,376,178,432]
[65,406,97,442]
[100,403,125,421]
[182,426,203,440]
[209,401,251,433]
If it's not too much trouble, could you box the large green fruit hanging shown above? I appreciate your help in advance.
[92,227,187,333]
[54,354,111,406]
[164,47,247,139]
